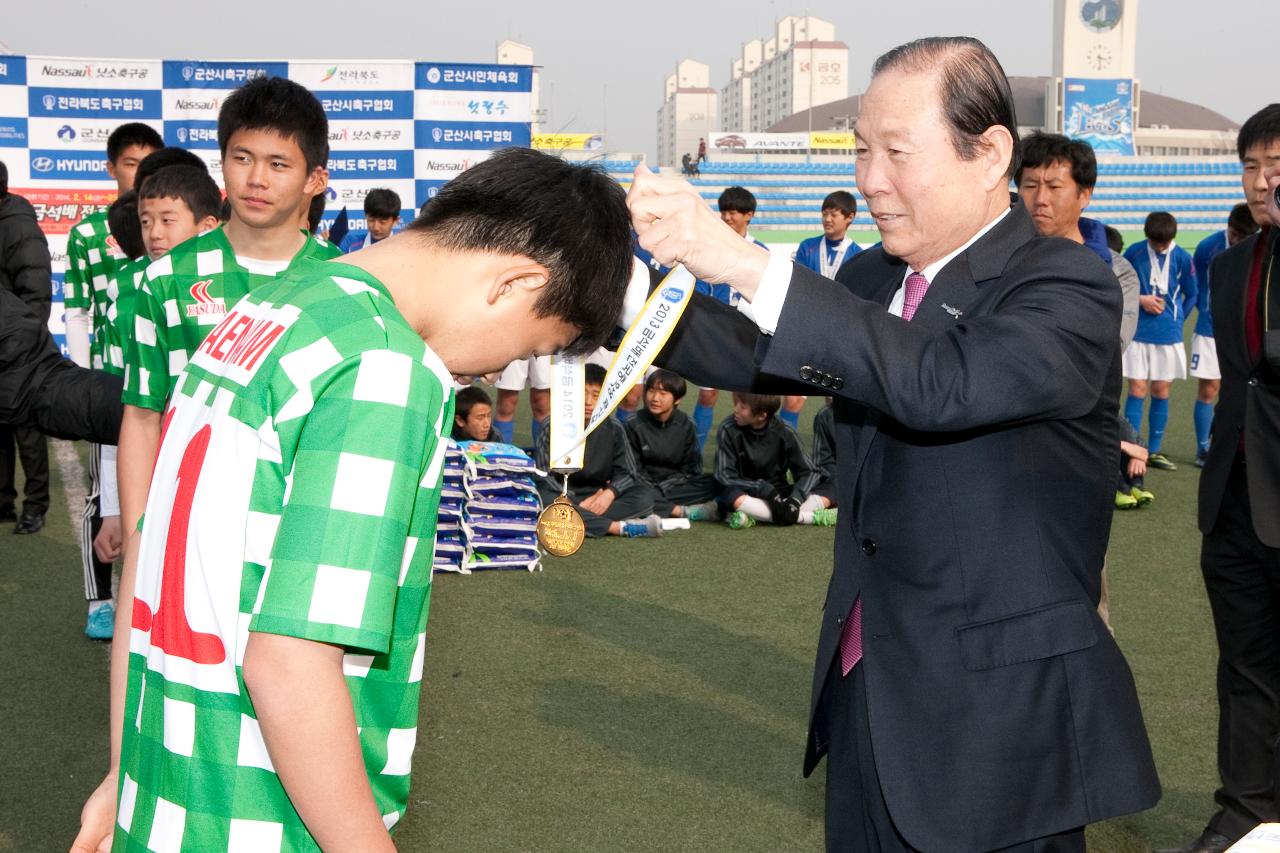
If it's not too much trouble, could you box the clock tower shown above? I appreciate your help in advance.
[1053,0,1138,80]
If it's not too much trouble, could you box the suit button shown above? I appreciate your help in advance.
[836,614,845,626]
[832,378,845,391]
[861,538,877,556]
[800,366,814,381]
[1249,378,1259,387]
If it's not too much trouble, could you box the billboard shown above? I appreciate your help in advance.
[1063,77,1135,155]
[532,133,603,151]
[710,132,808,151]
[0,54,532,354]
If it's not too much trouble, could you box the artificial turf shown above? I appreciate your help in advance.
[0,352,1222,852]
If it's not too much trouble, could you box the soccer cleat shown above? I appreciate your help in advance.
[810,508,839,526]
[85,601,115,641]
[683,500,722,523]
[1114,491,1139,510]
[620,515,663,538]
[727,510,757,530]
[1195,448,1208,468]
[1147,453,1177,471]
[1131,486,1154,507]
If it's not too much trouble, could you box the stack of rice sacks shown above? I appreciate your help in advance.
[435,440,544,574]
[432,442,469,573]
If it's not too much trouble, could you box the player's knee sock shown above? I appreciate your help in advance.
[778,409,799,430]
[494,418,515,444]
[1193,400,1214,451]
[529,417,545,448]
[797,494,825,524]
[1148,397,1170,454]
[1124,394,1145,435]
[693,403,714,450]
[737,496,773,522]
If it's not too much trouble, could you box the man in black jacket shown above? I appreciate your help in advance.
[0,161,52,533]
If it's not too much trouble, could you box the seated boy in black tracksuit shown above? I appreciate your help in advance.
[714,393,833,528]
[810,400,838,512]
[624,369,720,521]
[535,364,660,538]
[451,385,504,443]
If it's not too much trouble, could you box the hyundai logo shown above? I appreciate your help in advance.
[32,156,54,172]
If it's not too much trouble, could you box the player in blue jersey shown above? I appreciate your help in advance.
[339,188,402,253]
[1122,211,1198,471]
[794,190,861,279]
[1189,203,1258,467]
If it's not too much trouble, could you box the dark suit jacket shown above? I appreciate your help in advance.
[654,200,1160,851]
[1199,228,1280,546]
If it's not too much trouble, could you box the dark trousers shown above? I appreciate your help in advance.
[0,425,49,517]
[81,444,112,601]
[536,482,655,538]
[652,473,718,517]
[822,661,1085,853]
[1201,455,1280,839]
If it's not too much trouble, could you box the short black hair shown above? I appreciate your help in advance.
[364,188,402,219]
[409,148,632,356]
[135,147,208,192]
[872,36,1021,180]
[139,166,223,223]
[1237,104,1280,161]
[1015,131,1097,191]
[107,122,163,163]
[644,368,687,402]
[733,392,781,419]
[584,363,607,387]
[306,194,326,235]
[218,76,329,172]
[718,186,756,214]
[1227,202,1260,239]
[1144,211,1177,244]
[1105,225,1125,254]
[0,160,7,196]
[821,190,856,217]
[454,385,493,420]
[107,191,145,260]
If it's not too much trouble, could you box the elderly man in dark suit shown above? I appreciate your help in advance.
[628,37,1160,852]
[1159,105,1280,853]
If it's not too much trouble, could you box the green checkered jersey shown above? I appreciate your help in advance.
[116,260,454,851]
[64,209,129,366]
[123,227,343,411]
[100,257,146,377]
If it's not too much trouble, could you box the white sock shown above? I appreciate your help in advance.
[798,495,826,524]
[737,496,773,522]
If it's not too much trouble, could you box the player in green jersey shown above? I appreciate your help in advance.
[73,147,634,852]
[118,76,339,551]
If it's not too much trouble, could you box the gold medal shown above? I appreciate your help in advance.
[536,495,586,557]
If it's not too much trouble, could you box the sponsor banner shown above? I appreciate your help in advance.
[162,91,226,119]
[29,87,162,119]
[0,117,28,147]
[164,120,219,149]
[28,57,161,89]
[289,61,414,91]
[413,89,532,123]
[326,149,414,180]
[323,179,415,210]
[414,120,530,150]
[161,60,288,89]
[533,133,604,151]
[415,63,532,92]
[413,150,492,182]
[28,150,113,182]
[0,57,28,85]
[13,187,117,234]
[710,132,808,151]
[314,90,413,121]
[1063,77,1135,156]
[416,178,448,203]
[29,117,161,150]
[328,120,412,151]
[809,131,856,150]
[0,86,26,117]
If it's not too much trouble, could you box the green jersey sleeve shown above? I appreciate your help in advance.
[63,221,93,311]
[122,276,175,412]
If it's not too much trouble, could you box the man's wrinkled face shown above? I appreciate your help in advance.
[1018,160,1091,239]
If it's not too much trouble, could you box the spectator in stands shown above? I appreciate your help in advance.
[340,188,402,253]
[624,369,720,521]
[0,160,53,534]
[697,137,706,164]
[1160,104,1280,853]
[534,363,661,538]
[1189,202,1259,466]
[1122,211,1197,471]
[451,385,502,442]
[714,392,828,529]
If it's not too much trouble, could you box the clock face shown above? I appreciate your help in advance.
[1087,44,1114,71]
[1080,0,1123,32]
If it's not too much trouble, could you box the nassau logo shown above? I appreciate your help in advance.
[186,279,226,318]
[57,124,76,141]
[320,65,338,82]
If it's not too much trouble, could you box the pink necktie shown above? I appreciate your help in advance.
[838,271,930,676]
[900,271,930,321]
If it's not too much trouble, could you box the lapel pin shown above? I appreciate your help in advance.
[941,303,963,319]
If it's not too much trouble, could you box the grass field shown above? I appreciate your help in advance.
[0,374,1222,852]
